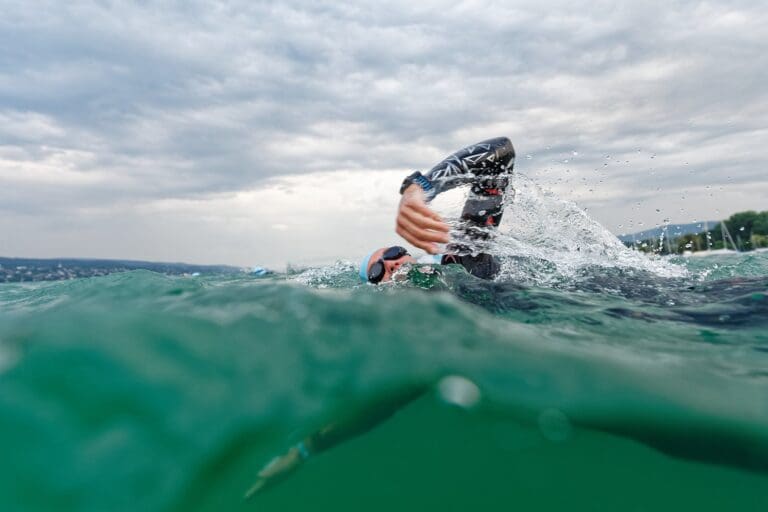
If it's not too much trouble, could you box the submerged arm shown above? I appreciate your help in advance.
[245,384,430,498]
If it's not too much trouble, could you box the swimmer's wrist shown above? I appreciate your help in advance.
[400,171,436,201]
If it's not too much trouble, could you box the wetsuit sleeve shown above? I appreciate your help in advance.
[422,137,515,197]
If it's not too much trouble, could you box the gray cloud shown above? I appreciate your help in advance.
[1,0,766,263]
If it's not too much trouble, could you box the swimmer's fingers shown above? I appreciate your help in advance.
[396,214,449,254]
[405,197,445,223]
[396,185,450,253]
[400,205,450,233]
[395,224,437,254]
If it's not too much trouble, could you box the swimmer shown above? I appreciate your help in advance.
[246,137,515,497]
[360,136,515,284]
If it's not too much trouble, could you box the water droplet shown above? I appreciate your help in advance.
[437,375,481,409]
[525,154,532,160]
[655,208,661,212]
[740,226,745,231]
[572,151,578,156]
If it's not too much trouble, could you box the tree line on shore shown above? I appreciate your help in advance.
[626,210,768,255]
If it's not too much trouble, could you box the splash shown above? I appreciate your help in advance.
[499,175,685,275]
[426,174,687,287]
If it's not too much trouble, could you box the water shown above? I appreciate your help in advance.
[1,184,767,510]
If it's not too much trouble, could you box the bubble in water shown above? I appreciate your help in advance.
[538,408,572,442]
[526,154,532,160]
[740,227,745,231]
[437,375,481,409]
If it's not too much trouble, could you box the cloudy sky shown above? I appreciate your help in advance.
[1,0,766,267]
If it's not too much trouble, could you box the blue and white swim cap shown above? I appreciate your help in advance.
[359,250,376,282]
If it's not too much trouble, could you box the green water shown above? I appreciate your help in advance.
[1,251,767,511]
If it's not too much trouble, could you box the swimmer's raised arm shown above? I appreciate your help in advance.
[420,137,515,196]
[395,137,515,253]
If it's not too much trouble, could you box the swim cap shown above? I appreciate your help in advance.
[359,250,376,282]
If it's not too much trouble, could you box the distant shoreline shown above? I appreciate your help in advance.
[620,210,768,256]
[0,256,242,283]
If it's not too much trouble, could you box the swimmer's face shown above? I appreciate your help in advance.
[367,247,416,283]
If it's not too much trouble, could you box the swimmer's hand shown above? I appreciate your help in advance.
[244,445,304,499]
[396,184,450,254]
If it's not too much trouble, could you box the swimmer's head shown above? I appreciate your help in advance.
[359,246,416,284]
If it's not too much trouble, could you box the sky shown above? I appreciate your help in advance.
[1,0,766,268]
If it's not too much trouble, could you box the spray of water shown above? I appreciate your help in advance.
[429,174,687,286]
[497,175,686,278]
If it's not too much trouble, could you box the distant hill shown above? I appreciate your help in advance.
[617,221,720,243]
[0,257,242,283]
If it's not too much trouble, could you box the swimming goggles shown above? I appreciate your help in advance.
[368,246,410,284]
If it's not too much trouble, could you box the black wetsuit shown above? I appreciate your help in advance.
[410,137,515,279]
